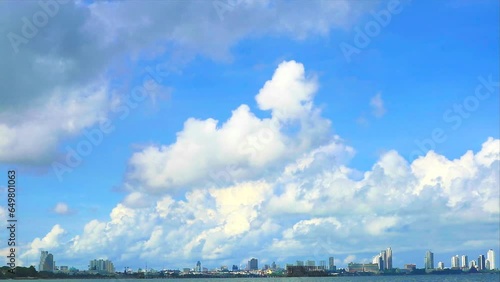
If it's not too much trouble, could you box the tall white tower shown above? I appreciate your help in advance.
[461,255,468,269]
[487,249,496,270]
[451,255,459,268]
[386,247,392,270]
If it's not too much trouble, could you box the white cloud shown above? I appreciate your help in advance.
[126,61,333,193]
[370,92,386,118]
[54,202,71,215]
[0,1,374,166]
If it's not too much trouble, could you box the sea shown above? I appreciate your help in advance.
[12,274,500,282]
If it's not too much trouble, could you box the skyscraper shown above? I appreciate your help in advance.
[248,258,258,271]
[478,255,485,270]
[328,257,335,271]
[451,255,459,268]
[437,262,444,269]
[386,247,392,270]
[425,250,434,270]
[461,255,468,269]
[89,259,115,273]
[39,251,48,272]
[195,261,201,272]
[39,251,54,272]
[379,250,386,271]
[487,249,496,270]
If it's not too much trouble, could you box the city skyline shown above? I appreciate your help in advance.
[33,247,498,273]
[0,0,499,272]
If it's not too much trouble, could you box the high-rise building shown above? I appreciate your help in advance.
[319,260,326,270]
[195,261,201,272]
[451,255,459,268]
[296,260,304,266]
[425,250,434,270]
[89,259,115,274]
[386,247,392,270]
[248,258,258,271]
[379,250,386,271]
[461,255,468,269]
[39,251,48,272]
[487,249,496,270]
[306,260,315,267]
[478,255,485,270]
[328,257,335,271]
[39,251,54,272]
[437,262,444,270]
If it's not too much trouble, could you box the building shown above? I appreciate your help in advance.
[58,266,69,273]
[306,260,315,267]
[461,255,468,270]
[386,247,393,270]
[328,257,335,271]
[379,250,387,271]
[271,261,277,270]
[318,260,326,270]
[425,250,434,270]
[437,262,444,269]
[347,262,379,273]
[39,251,54,272]
[296,260,304,266]
[248,258,258,271]
[374,255,384,271]
[195,261,201,272]
[89,259,115,274]
[487,249,496,270]
[404,264,416,271]
[478,255,485,270]
[451,255,459,269]
[470,260,476,268]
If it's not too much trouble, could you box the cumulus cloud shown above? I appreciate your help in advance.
[31,61,499,269]
[370,92,386,118]
[126,61,333,193]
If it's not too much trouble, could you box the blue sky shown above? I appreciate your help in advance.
[0,0,499,271]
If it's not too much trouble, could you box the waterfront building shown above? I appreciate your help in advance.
[404,264,416,271]
[347,262,379,273]
[319,260,326,270]
[296,260,304,266]
[487,249,496,270]
[386,247,393,270]
[195,261,201,272]
[328,257,335,271]
[437,262,444,269]
[451,255,459,269]
[379,250,387,271]
[306,260,315,267]
[39,251,54,272]
[425,250,434,269]
[89,259,115,274]
[248,258,258,271]
[461,255,468,269]
[478,255,485,270]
